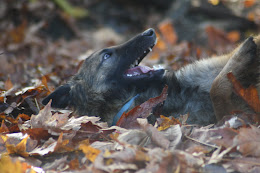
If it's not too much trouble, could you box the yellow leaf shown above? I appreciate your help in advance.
[1,135,8,142]
[79,144,101,162]
[6,136,29,157]
[208,0,219,5]
[157,115,180,131]
[0,155,25,173]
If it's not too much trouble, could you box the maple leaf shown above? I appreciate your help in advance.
[6,135,29,157]
[116,86,168,129]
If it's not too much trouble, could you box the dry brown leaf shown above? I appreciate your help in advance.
[8,20,27,44]
[139,119,170,149]
[210,127,238,148]
[227,72,260,113]
[22,128,50,142]
[69,158,80,170]
[234,126,260,157]
[117,86,168,129]
[4,78,13,91]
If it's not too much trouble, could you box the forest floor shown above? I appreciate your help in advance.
[0,0,260,172]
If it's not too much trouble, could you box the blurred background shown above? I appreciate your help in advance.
[0,0,260,116]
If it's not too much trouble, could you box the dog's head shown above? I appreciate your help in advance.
[42,28,165,112]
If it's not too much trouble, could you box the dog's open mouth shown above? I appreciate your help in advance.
[123,40,164,78]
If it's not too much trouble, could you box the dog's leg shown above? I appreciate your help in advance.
[210,36,259,120]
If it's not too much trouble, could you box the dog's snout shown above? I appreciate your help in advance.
[142,28,155,37]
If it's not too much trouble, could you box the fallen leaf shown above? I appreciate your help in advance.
[227,31,240,43]
[0,120,9,133]
[138,118,170,149]
[117,86,168,128]
[158,21,178,45]
[6,135,29,157]
[0,155,31,173]
[234,126,260,157]
[244,0,255,8]
[54,132,73,152]
[22,128,50,142]
[79,144,101,162]
[157,115,181,131]
[8,20,27,44]
[227,72,260,113]
[4,78,13,90]
[69,158,80,170]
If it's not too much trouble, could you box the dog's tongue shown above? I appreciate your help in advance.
[126,66,152,75]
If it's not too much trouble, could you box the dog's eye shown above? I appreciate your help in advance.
[103,53,111,60]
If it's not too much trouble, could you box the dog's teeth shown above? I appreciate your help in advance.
[149,47,152,52]
[135,60,138,65]
[154,38,158,45]
[153,64,164,70]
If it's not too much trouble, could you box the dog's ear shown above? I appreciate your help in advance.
[42,84,71,108]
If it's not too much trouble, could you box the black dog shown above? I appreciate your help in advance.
[43,29,260,125]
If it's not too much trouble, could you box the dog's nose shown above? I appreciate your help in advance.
[142,28,155,37]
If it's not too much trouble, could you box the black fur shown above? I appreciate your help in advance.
[42,29,260,126]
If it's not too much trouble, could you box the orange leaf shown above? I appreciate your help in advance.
[54,132,73,152]
[79,144,101,162]
[157,115,181,131]
[227,31,240,43]
[158,21,178,45]
[227,72,260,113]
[244,0,255,8]
[41,76,48,89]
[0,155,30,173]
[69,158,80,170]
[0,120,9,133]
[16,113,31,121]
[6,135,29,157]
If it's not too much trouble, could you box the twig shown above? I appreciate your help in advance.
[184,135,219,149]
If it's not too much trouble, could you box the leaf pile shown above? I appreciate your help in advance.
[1,0,260,172]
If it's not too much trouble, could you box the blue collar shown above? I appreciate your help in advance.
[112,94,140,125]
